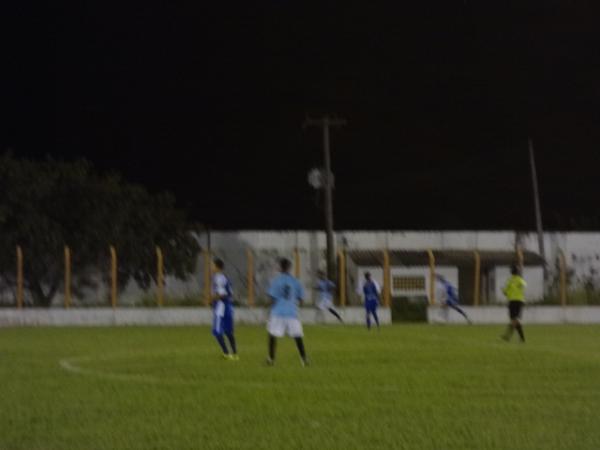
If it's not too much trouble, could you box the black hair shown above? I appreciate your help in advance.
[279,258,291,272]
[364,272,371,279]
[214,258,225,270]
[511,264,520,275]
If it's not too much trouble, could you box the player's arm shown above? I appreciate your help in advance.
[296,281,305,306]
[356,282,364,297]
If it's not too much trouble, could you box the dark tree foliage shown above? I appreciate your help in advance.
[0,154,201,306]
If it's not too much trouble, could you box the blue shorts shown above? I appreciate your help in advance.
[212,301,234,336]
[365,299,378,312]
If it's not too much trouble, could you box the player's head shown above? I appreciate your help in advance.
[435,274,445,282]
[317,270,325,279]
[213,258,225,271]
[511,264,521,276]
[279,258,291,273]
[364,272,371,280]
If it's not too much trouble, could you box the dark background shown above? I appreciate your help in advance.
[3,2,600,230]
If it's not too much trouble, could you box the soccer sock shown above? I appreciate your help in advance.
[366,314,371,329]
[268,334,276,360]
[294,337,306,360]
[372,311,380,327]
[452,305,469,320]
[328,308,343,322]
[515,323,525,342]
[215,335,229,354]
[226,333,237,354]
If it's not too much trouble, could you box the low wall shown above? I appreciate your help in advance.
[428,305,600,324]
[0,307,391,327]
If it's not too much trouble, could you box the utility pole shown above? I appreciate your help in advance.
[528,138,546,281]
[304,115,346,281]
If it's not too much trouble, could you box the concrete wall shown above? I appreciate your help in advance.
[0,307,391,327]
[428,305,600,324]
[3,230,600,307]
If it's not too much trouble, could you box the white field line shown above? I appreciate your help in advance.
[57,353,399,392]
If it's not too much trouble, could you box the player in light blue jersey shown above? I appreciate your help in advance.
[435,274,471,324]
[359,272,381,330]
[265,258,309,366]
[211,258,238,360]
[315,270,343,323]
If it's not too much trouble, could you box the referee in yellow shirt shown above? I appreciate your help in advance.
[501,264,527,342]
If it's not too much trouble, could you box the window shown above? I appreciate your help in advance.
[393,276,425,291]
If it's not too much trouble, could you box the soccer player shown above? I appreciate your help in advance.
[501,265,527,342]
[211,258,238,360]
[265,258,309,366]
[358,272,380,330]
[315,270,343,323]
[435,274,471,323]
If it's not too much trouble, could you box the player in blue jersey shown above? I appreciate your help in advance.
[359,272,381,330]
[435,274,471,324]
[265,258,309,366]
[315,270,343,323]
[211,258,238,360]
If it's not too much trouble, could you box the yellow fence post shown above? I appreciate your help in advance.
[294,247,300,278]
[64,246,71,309]
[203,250,211,306]
[156,246,164,307]
[473,250,481,306]
[383,249,391,308]
[16,246,23,309]
[338,249,346,307]
[427,249,436,305]
[247,248,254,307]
[559,250,567,306]
[110,245,117,309]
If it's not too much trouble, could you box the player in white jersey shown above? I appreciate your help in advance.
[435,274,471,324]
[211,258,238,360]
[314,270,343,323]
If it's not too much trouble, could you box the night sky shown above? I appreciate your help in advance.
[3,2,600,230]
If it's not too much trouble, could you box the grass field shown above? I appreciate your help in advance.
[1,324,599,450]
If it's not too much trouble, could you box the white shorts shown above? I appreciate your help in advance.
[267,316,304,338]
[317,299,333,311]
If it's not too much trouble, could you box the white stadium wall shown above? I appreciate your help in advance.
[2,230,600,308]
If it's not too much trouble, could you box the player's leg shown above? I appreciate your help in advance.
[266,316,283,365]
[294,337,307,361]
[365,307,372,329]
[288,319,308,366]
[223,305,238,358]
[513,303,525,342]
[448,301,470,323]
[371,304,380,328]
[267,334,277,363]
[328,307,343,322]
[316,301,327,323]
[502,302,517,341]
[212,303,230,356]
[214,334,229,355]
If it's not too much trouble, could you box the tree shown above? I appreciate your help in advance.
[0,154,201,306]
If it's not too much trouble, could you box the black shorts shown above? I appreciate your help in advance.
[508,301,523,319]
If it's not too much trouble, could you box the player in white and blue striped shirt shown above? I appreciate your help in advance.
[211,259,238,360]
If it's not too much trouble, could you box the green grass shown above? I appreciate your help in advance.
[1,325,599,450]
